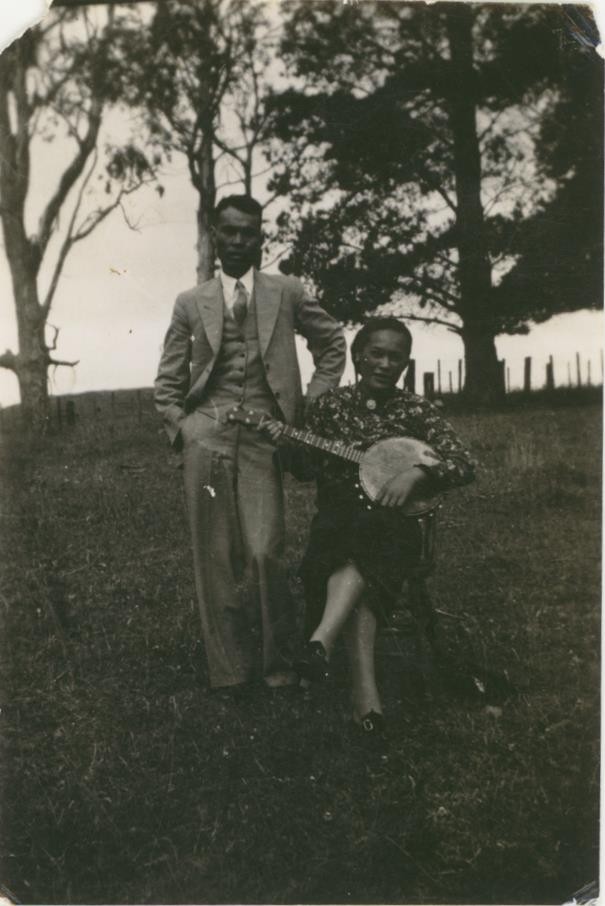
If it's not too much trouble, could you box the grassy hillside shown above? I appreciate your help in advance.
[0,401,600,904]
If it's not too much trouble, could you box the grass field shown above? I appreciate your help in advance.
[0,396,600,904]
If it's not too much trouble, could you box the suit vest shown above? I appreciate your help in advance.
[198,293,275,415]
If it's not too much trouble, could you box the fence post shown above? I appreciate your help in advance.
[457,359,463,393]
[437,360,442,394]
[66,400,76,427]
[567,362,572,387]
[404,359,416,394]
[423,372,435,400]
[498,359,506,395]
[523,356,532,393]
[576,352,581,387]
[448,371,453,393]
[506,366,510,393]
[545,355,555,391]
[587,360,592,386]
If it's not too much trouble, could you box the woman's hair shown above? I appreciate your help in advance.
[351,317,413,367]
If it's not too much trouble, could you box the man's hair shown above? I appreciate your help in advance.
[213,194,262,226]
[351,316,413,365]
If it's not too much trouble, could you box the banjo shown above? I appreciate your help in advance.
[226,406,443,517]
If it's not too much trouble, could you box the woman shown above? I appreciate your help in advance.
[266,317,475,737]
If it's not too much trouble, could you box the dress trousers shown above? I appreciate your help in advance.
[179,293,295,688]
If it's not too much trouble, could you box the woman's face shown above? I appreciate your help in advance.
[356,329,410,393]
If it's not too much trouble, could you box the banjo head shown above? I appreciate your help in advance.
[359,437,442,516]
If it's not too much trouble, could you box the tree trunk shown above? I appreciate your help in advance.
[0,45,51,432]
[446,6,502,405]
[0,200,51,430]
[7,247,50,431]
[196,133,217,283]
[17,351,50,433]
[460,324,503,405]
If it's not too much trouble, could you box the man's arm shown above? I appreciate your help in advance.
[292,281,346,401]
[154,295,192,449]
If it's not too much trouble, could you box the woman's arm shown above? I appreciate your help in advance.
[408,398,476,490]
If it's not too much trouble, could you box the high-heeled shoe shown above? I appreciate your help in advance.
[355,710,385,736]
[349,710,387,751]
[294,640,330,683]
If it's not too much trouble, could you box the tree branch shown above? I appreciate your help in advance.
[46,323,60,352]
[41,148,98,316]
[413,161,457,213]
[36,94,104,260]
[72,179,151,244]
[260,243,292,271]
[213,132,246,167]
[0,349,18,372]
[49,357,79,368]
[396,311,461,333]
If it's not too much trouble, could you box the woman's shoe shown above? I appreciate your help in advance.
[356,710,386,736]
[294,640,330,683]
[350,710,387,750]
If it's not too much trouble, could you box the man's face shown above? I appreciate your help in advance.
[356,329,410,393]
[213,206,262,278]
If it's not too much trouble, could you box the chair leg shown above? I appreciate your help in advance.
[407,576,437,640]
[405,576,440,696]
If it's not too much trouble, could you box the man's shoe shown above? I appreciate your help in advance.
[294,641,330,683]
[264,670,300,689]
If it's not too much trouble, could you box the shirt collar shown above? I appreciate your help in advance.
[352,382,403,413]
[219,267,254,303]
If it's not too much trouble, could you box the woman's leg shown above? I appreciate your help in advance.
[344,601,382,721]
[309,562,366,656]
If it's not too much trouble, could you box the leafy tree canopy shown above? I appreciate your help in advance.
[268,2,602,334]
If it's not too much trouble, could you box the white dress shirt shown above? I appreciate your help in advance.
[220,267,254,314]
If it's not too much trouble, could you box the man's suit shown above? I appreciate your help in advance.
[155,270,345,688]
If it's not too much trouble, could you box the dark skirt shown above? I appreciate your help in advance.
[300,498,425,636]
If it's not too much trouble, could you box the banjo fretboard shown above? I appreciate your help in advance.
[280,424,363,464]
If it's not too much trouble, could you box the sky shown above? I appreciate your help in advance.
[0,1,603,408]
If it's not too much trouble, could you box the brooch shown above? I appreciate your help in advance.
[365,398,377,410]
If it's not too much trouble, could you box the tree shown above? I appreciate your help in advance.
[114,0,278,283]
[268,2,599,403]
[0,7,156,430]
[492,8,603,319]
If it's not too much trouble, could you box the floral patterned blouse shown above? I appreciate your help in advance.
[299,384,476,504]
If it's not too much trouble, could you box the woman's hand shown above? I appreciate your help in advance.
[375,466,428,508]
[257,416,288,446]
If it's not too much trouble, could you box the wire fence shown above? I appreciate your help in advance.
[0,350,602,435]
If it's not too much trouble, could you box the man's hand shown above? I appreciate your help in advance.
[375,466,428,508]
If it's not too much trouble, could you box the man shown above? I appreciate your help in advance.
[154,195,346,690]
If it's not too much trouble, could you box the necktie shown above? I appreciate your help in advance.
[232,280,248,326]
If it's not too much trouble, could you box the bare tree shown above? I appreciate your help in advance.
[0,8,156,431]
[116,0,278,283]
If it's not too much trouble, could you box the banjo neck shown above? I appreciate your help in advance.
[225,405,442,517]
[280,424,364,464]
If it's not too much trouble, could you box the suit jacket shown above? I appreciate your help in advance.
[154,270,346,449]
